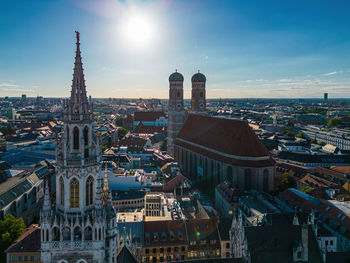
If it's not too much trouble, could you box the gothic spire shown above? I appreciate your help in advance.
[68,31,90,117]
[94,169,103,210]
[43,180,51,214]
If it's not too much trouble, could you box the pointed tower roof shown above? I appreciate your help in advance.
[94,169,103,211]
[67,31,91,119]
[43,180,51,213]
[102,165,109,205]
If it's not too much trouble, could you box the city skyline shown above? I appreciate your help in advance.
[1,0,350,99]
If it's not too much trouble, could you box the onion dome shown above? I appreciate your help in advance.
[191,72,206,82]
[169,71,184,82]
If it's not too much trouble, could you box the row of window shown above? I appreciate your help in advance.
[145,230,182,243]
[43,226,104,241]
[113,199,144,206]
[145,246,186,254]
[176,147,270,190]
[59,176,94,208]
[11,255,40,262]
[189,239,217,245]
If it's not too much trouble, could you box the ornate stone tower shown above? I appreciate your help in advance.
[190,71,206,113]
[167,71,185,157]
[41,32,117,263]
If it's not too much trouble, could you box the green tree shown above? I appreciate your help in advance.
[296,133,306,139]
[0,124,17,137]
[327,118,343,128]
[282,130,297,137]
[101,145,109,152]
[117,127,128,140]
[279,172,296,192]
[115,116,124,126]
[0,214,26,263]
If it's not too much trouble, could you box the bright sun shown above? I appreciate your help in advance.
[119,11,156,50]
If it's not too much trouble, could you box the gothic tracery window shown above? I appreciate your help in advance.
[86,176,93,206]
[60,177,64,206]
[83,126,88,146]
[73,126,79,150]
[70,178,79,208]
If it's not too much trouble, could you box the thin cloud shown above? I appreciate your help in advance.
[0,83,19,88]
[323,71,337,76]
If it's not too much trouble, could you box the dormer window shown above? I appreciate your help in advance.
[178,230,182,240]
[162,232,166,241]
[170,231,174,241]
[146,232,150,244]
[154,232,158,242]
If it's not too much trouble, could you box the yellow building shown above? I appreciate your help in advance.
[5,224,41,263]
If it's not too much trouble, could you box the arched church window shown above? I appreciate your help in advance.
[60,177,64,206]
[46,229,49,241]
[263,169,269,192]
[200,92,203,97]
[227,166,233,184]
[52,227,60,241]
[84,226,92,240]
[86,176,94,206]
[177,91,180,98]
[74,227,82,241]
[66,126,69,142]
[245,169,252,190]
[217,163,221,183]
[70,178,79,208]
[73,127,79,150]
[83,126,88,146]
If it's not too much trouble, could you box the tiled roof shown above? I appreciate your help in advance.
[175,115,274,167]
[133,122,166,135]
[244,216,322,263]
[216,181,243,204]
[299,174,336,188]
[117,246,138,263]
[5,224,41,253]
[186,218,219,242]
[163,173,191,192]
[134,111,166,122]
[279,189,350,239]
[316,167,350,183]
[330,166,350,175]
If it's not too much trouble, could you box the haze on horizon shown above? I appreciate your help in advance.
[1,0,350,99]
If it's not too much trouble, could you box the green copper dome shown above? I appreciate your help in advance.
[191,72,206,82]
[169,71,184,82]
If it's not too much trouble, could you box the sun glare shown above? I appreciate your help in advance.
[119,11,156,50]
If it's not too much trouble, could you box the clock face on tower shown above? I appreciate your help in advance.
[200,103,204,108]
[177,104,182,109]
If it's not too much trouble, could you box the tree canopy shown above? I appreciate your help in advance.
[0,214,26,263]
[117,127,128,140]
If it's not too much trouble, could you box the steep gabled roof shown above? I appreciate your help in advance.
[134,111,166,122]
[5,224,41,253]
[175,114,274,167]
[177,114,269,157]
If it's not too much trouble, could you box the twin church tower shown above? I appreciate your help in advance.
[167,70,207,156]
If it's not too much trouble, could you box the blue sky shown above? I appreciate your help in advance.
[1,0,350,98]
